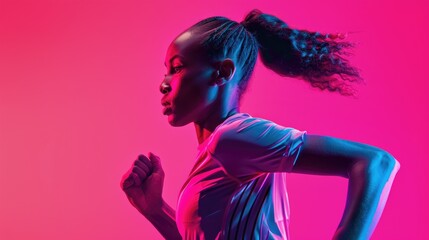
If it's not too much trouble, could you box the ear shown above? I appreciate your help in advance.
[214,58,236,86]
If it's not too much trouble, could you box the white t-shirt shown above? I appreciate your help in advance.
[176,112,307,239]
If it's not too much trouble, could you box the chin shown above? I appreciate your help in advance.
[167,114,190,127]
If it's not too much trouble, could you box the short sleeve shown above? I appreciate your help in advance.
[207,117,307,179]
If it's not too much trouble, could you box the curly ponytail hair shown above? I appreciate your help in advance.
[188,9,364,99]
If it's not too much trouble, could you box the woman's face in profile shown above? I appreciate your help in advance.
[161,31,220,127]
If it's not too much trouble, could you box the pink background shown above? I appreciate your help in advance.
[1,0,427,239]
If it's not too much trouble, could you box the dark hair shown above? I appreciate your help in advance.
[188,9,364,99]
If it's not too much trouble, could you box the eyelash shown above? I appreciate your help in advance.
[172,66,183,73]
[164,66,184,77]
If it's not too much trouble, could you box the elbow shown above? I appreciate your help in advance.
[349,151,400,179]
[379,151,400,174]
[369,151,400,179]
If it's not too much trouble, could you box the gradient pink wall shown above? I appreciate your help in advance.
[1,0,427,239]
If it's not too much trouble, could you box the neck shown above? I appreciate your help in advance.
[194,107,240,145]
[194,83,242,146]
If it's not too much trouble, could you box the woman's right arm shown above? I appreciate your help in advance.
[120,153,182,240]
[143,199,182,240]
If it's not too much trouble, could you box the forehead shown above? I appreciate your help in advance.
[165,30,209,65]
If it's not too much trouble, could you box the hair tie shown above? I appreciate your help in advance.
[240,20,249,30]
[240,20,256,36]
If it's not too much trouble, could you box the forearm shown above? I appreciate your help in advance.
[144,199,182,240]
[333,154,400,240]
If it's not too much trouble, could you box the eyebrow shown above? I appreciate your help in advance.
[164,54,184,67]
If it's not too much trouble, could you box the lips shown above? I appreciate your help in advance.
[161,98,172,115]
[161,98,171,106]
[162,107,172,115]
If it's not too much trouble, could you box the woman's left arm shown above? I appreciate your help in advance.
[292,134,401,240]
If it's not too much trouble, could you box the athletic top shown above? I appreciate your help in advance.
[176,112,307,239]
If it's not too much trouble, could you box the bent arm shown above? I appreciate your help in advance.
[143,199,182,240]
[292,134,400,240]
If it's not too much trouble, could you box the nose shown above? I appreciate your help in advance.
[159,82,171,94]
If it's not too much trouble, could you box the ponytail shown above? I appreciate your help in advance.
[241,9,364,97]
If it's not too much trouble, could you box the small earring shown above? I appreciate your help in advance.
[215,70,220,78]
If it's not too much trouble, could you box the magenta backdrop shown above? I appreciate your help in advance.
[0,0,427,239]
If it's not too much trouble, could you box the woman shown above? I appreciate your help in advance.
[120,9,400,240]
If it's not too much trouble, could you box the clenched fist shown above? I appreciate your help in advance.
[120,152,165,216]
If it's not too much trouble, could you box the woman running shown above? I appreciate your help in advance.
[120,9,400,240]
